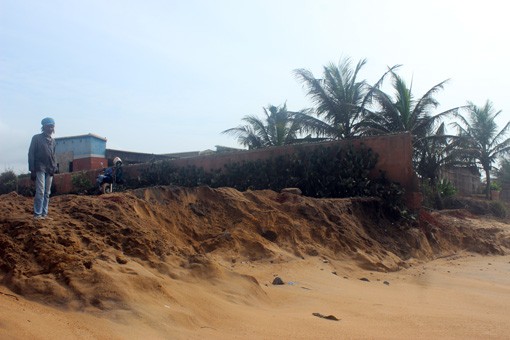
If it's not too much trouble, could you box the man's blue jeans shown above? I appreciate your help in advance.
[34,172,53,217]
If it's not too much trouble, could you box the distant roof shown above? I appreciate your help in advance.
[55,133,107,142]
[160,151,201,158]
[215,145,245,152]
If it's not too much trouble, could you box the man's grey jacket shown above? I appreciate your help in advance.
[28,133,58,175]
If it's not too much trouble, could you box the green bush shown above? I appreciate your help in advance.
[419,178,458,210]
[419,179,445,210]
[71,173,92,194]
[490,182,501,191]
[482,182,502,194]
[438,178,458,198]
[419,180,435,208]
[0,170,18,195]
[212,143,385,199]
[18,184,35,197]
[490,201,507,219]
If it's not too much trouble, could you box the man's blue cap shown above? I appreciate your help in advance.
[41,117,55,126]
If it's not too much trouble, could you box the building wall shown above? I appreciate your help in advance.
[440,168,481,194]
[22,133,422,208]
[500,186,510,202]
[157,134,421,208]
[56,151,74,173]
[91,137,106,156]
[73,157,108,172]
[56,135,105,158]
[55,134,107,172]
[165,134,416,189]
[105,149,173,165]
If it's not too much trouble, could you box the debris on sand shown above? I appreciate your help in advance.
[272,277,284,285]
[312,312,340,321]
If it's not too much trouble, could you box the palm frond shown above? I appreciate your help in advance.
[412,79,449,117]
[294,57,369,139]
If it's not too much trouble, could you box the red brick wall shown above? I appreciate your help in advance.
[19,134,422,208]
[73,157,108,171]
[162,134,421,208]
[168,134,417,190]
[50,170,102,194]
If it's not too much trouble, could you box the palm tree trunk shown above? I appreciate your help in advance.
[485,168,491,200]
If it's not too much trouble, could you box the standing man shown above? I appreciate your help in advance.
[28,117,58,220]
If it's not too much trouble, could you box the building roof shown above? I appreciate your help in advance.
[215,145,245,152]
[55,133,107,142]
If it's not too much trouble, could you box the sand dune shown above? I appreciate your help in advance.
[1,186,509,339]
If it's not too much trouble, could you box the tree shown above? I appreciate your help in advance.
[451,100,510,199]
[222,103,319,149]
[494,158,510,188]
[294,57,369,140]
[414,123,459,186]
[364,71,460,142]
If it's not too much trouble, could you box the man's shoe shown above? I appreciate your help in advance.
[33,215,43,220]
[41,216,54,220]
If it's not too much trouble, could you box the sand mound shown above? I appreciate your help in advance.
[1,186,509,337]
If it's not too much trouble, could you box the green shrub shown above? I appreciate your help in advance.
[490,182,501,191]
[490,201,507,219]
[418,178,457,210]
[482,182,502,194]
[443,196,465,210]
[419,179,445,210]
[18,184,35,197]
[0,170,18,194]
[438,178,458,198]
[71,173,92,193]
[419,180,435,208]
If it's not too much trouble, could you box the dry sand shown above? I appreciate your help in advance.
[1,187,509,339]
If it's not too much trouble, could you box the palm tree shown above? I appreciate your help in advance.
[222,103,320,149]
[451,100,510,199]
[364,70,460,142]
[413,123,462,186]
[293,57,369,140]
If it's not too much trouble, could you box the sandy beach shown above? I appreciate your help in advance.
[1,254,509,340]
[1,187,509,339]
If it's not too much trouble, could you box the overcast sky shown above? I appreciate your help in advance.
[1,0,509,174]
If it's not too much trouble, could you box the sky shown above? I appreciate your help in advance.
[1,0,509,174]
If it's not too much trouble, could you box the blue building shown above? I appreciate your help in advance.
[55,133,107,173]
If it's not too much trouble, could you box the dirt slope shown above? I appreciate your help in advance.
[1,186,509,338]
